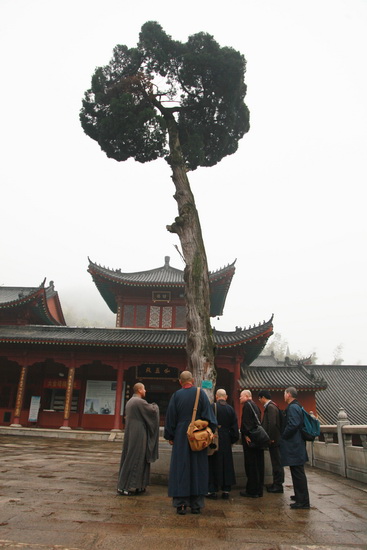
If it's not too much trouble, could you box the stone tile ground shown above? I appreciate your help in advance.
[0,436,366,550]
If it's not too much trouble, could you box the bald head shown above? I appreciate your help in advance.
[216,389,227,401]
[179,370,194,385]
[133,382,146,398]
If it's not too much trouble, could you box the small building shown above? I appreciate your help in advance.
[240,354,327,413]
[245,354,367,425]
[0,257,273,430]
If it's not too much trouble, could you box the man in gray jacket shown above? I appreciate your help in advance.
[280,386,310,509]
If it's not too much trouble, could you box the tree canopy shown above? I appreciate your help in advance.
[80,21,250,171]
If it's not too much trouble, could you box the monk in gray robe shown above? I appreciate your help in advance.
[117,382,159,495]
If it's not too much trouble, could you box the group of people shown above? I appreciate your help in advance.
[117,371,310,514]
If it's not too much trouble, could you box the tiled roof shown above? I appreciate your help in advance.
[88,256,236,317]
[0,317,273,351]
[88,256,236,286]
[249,354,279,367]
[0,282,64,326]
[88,256,185,286]
[0,286,41,306]
[0,281,59,308]
[313,365,367,425]
[239,365,327,391]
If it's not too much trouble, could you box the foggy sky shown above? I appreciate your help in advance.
[1,0,366,365]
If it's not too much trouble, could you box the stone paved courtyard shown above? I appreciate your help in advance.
[0,435,366,550]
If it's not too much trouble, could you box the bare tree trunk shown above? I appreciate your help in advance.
[165,115,216,396]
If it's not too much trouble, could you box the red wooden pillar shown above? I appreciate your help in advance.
[112,364,124,432]
[60,359,75,430]
[11,363,28,427]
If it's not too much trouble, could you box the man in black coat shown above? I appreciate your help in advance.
[239,389,264,498]
[206,388,239,500]
[258,389,285,493]
[280,386,310,509]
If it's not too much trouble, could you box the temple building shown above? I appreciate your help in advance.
[0,257,273,431]
[1,256,365,431]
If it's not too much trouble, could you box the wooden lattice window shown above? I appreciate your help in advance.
[174,306,186,328]
[162,307,172,328]
[122,305,134,327]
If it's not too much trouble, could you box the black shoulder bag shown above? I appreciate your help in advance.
[247,401,270,448]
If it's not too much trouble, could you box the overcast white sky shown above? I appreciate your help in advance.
[1,0,366,365]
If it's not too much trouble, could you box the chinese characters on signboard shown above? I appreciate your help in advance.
[136,364,179,380]
[152,291,171,302]
[43,378,81,390]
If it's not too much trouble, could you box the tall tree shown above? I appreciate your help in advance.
[80,21,250,391]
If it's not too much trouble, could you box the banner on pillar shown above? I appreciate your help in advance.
[28,396,41,422]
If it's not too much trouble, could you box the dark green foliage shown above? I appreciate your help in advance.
[80,21,250,170]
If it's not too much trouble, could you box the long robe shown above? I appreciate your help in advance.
[208,399,239,491]
[164,386,217,497]
[118,395,159,492]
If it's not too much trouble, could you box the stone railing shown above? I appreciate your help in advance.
[307,408,367,484]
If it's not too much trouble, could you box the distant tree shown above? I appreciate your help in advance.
[263,333,317,364]
[331,344,344,365]
[80,21,250,392]
[263,333,289,361]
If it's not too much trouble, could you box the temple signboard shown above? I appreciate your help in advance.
[136,364,179,380]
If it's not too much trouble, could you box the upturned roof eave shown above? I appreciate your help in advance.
[88,258,236,286]
[0,285,65,326]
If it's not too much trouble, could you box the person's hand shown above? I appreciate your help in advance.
[245,436,251,444]
[169,440,174,446]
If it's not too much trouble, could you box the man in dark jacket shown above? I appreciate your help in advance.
[239,389,264,498]
[164,371,217,515]
[206,388,239,500]
[258,389,285,493]
[280,386,310,509]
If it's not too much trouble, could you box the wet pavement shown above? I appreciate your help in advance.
[0,435,366,550]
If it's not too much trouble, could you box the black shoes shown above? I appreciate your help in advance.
[290,495,296,500]
[240,491,259,498]
[267,485,284,493]
[222,492,230,500]
[177,505,201,514]
[117,489,133,496]
[117,488,146,496]
[290,502,310,509]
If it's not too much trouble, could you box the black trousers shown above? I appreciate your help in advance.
[243,446,264,496]
[268,445,285,487]
[290,464,310,505]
